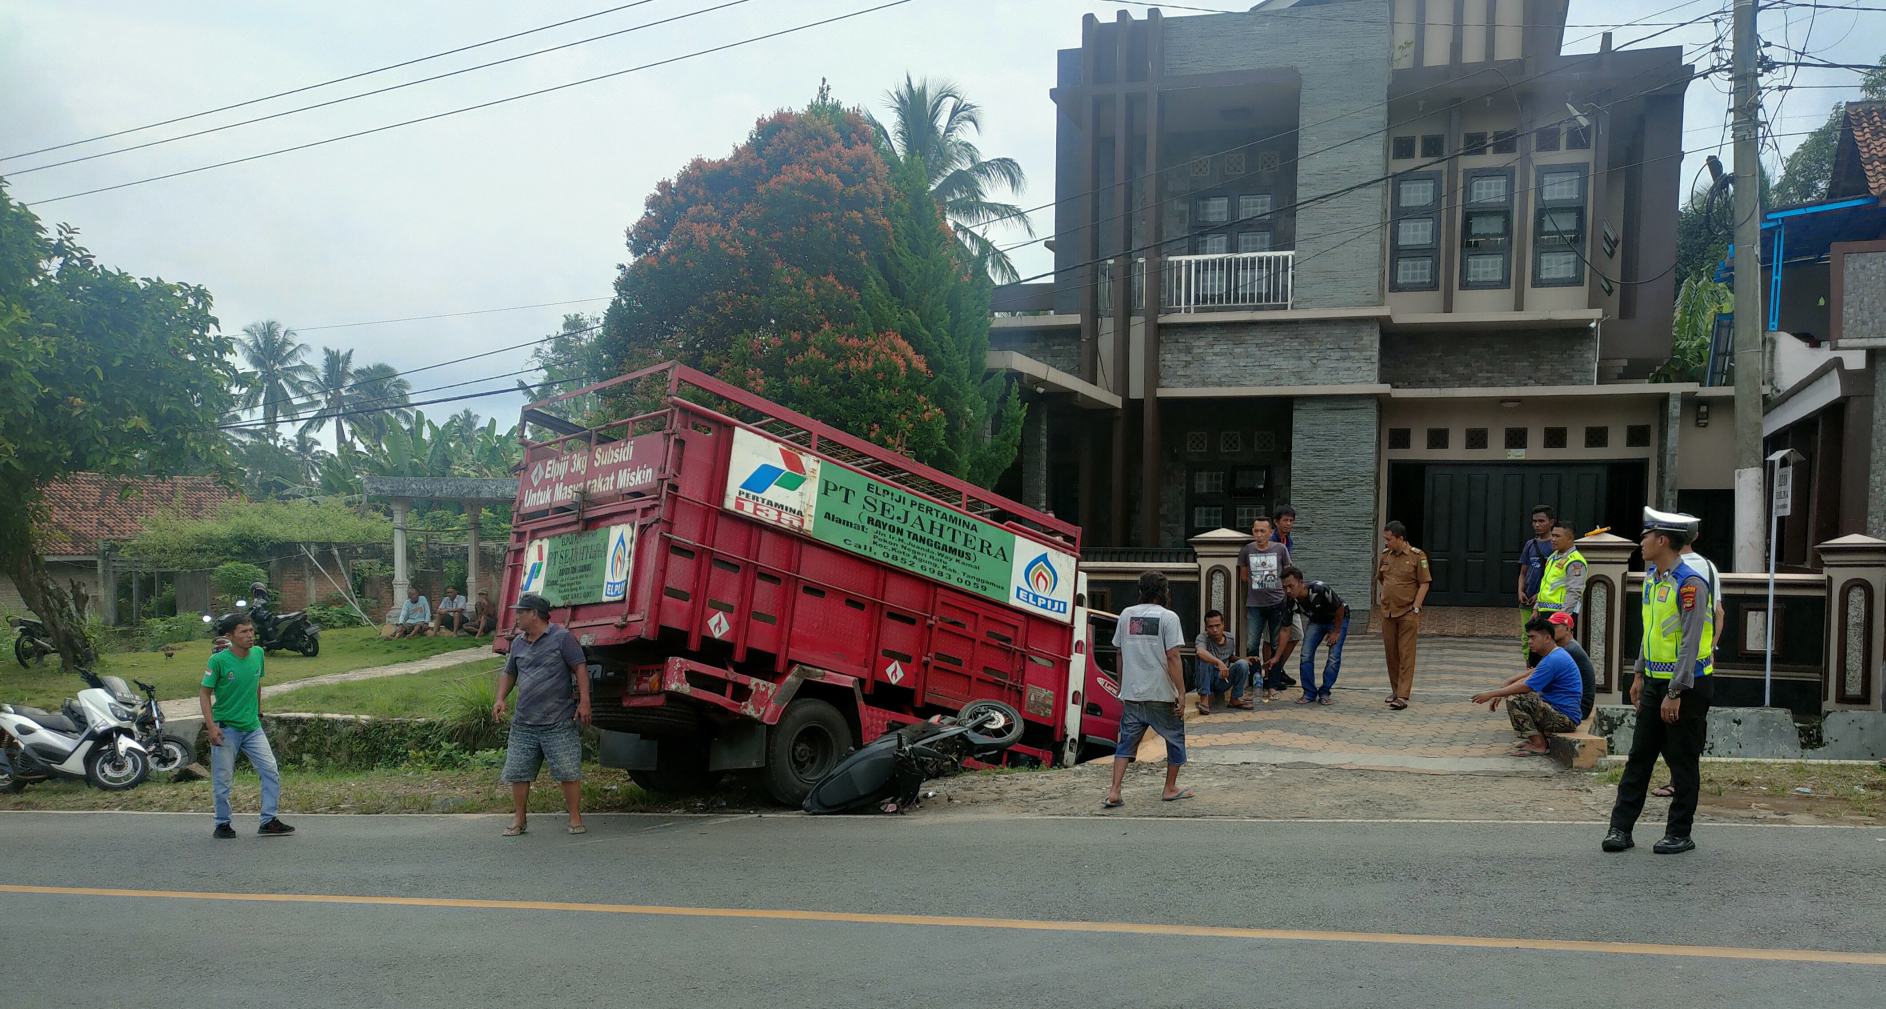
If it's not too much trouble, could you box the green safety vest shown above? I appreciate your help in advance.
[1641,562,1715,679]
[1535,549,1586,613]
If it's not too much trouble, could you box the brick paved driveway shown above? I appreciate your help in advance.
[1145,636,1558,775]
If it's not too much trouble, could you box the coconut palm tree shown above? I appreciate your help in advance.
[235,320,317,434]
[302,347,356,447]
[871,75,1034,282]
[348,362,411,442]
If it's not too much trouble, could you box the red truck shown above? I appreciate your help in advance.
[495,364,1123,804]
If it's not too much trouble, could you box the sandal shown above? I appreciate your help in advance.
[1196,701,1212,716]
[1387,698,1408,710]
[1161,789,1196,802]
[1508,747,1548,757]
[1294,695,1315,705]
[1651,785,1676,798]
[1101,797,1125,809]
[502,822,527,837]
[567,823,588,835]
[1227,699,1255,710]
[1318,696,1334,706]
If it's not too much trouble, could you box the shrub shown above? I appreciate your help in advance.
[439,672,503,751]
[211,561,268,602]
[140,614,207,649]
[304,602,369,629]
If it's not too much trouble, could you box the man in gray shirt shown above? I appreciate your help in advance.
[1237,516,1294,698]
[1103,571,1192,808]
[1192,609,1254,715]
[493,592,593,836]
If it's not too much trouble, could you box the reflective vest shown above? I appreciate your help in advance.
[1641,561,1715,679]
[1535,549,1586,613]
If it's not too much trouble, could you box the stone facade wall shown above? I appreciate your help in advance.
[990,326,1080,377]
[1378,329,1598,388]
[1872,360,1886,540]
[1163,3,1390,310]
[1289,396,1381,628]
[1841,251,1886,345]
[1160,319,1381,387]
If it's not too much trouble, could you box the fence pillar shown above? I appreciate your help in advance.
[95,547,118,625]
[465,503,482,604]
[390,497,411,609]
[1576,532,1636,707]
[1816,534,1886,711]
[1191,528,1250,651]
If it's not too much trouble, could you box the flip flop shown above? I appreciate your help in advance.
[1651,785,1676,798]
[1508,748,1548,757]
[1101,798,1125,809]
[567,824,588,835]
[1318,696,1334,706]
[1294,695,1315,705]
[502,823,527,837]
[1161,789,1197,802]
[1387,698,1408,710]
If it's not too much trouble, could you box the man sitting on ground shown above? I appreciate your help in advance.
[1472,616,1586,756]
[393,586,431,638]
[1192,609,1254,715]
[468,590,497,636]
[435,586,467,635]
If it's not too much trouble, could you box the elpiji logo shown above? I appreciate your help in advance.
[740,446,809,495]
[1015,552,1069,615]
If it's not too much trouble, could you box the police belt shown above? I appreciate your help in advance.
[1644,656,1713,678]
[1534,601,1570,613]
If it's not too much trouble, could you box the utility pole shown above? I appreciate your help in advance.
[1730,0,1765,571]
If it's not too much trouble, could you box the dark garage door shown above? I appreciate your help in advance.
[1390,462,1633,606]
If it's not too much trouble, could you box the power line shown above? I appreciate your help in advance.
[22,0,920,207]
[218,371,591,432]
[298,298,609,332]
[6,0,758,177]
[0,1,668,162]
[1106,0,1716,30]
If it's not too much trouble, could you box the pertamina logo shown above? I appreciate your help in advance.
[739,447,809,495]
[1014,552,1070,616]
[519,540,547,594]
[726,430,819,533]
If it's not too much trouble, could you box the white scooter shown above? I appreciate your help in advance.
[0,672,151,792]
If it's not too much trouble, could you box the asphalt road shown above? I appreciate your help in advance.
[4,811,1884,1008]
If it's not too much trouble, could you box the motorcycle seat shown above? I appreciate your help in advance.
[12,706,79,735]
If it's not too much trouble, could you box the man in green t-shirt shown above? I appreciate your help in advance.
[199,615,294,839]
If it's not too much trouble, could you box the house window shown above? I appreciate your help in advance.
[1626,424,1652,448]
[1533,166,1587,287]
[1426,427,1449,450]
[1236,231,1273,253]
[1193,506,1224,530]
[1190,465,1267,538]
[1196,195,1229,224]
[1584,426,1610,448]
[1194,469,1226,493]
[1238,194,1272,220]
[1234,505,1266,530]
[1461,168,1513,289]
[1492,129,1518,154]
[1463,131,1490,154]
[1544,426,1568,449]
[1197,233,1230,255]
[1225,152,1247,176]
[1420,134,1444,158]
[1389,427,1412,450]
[1390,173,1440,292]
[1391,135,1416,160]
[1535,126,1562,152]
[1505,427,1529,450]
[1566,124,1591,150]
[1465,428,1489,450]
[1219,430,1244,454]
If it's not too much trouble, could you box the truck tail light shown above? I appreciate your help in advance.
[629,670,663,695]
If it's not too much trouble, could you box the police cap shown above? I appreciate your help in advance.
[1642,507,1701,538]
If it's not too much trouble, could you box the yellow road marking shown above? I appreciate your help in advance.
[3,884,1883,966]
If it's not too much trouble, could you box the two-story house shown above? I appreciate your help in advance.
[989,0,1732,623]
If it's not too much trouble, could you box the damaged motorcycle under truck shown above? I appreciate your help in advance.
[497,363,1124,805]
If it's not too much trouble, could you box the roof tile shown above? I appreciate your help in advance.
[1844,101,1886,198]
[36,473,233,557]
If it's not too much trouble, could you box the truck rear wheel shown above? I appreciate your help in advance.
[763,698,850,805]
[628,739,712,795]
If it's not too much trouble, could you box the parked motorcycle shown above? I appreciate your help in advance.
[0,672,151,792]
[236,585,320,657]
[118,675,195,775]
[801,699,1025,815]
[10,616,54,668]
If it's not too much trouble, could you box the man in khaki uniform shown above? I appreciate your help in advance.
[1376,520,1431,709]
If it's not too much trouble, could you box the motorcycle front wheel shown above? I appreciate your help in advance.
[299,634,320,658]
[15,634,41,668]
[150,736,193,774]
[85,746,150,791]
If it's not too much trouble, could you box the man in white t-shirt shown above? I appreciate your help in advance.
[1102,571,1192,808]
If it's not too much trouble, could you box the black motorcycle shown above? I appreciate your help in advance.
[233,585,320,657]
[801,699,1025,815]
[10,616,54,668]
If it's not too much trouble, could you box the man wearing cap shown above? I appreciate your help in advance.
[493,592,592,836]
[1472,615,1587,755]
[1604,508,1715,855]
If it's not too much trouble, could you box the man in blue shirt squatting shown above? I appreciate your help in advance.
[1472,614,1588,756]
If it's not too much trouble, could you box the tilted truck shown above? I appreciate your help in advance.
[495,364,1124,804]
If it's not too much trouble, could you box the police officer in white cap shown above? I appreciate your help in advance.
[1603,508,1715,855]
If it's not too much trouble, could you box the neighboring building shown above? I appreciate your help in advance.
[0,473,231,621]
[1758,100,1886,567]
[989,1,1723,621]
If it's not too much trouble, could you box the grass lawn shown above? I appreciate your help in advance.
[0,765,671,815]
[0,627,485,709]
[1596,760,1886,821]
[271,657,504,718]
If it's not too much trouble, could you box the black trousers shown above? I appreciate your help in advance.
[1609,676,1714,838]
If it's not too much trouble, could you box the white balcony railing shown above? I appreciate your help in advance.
[1097,251,1294,314]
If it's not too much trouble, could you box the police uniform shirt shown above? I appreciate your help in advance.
[1636,564,1712,693]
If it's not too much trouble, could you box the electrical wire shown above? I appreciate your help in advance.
[0,1,670,162]
[5,0,759,177]
[21,0,920,207]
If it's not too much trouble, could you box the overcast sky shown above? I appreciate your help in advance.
[3,0,1880,436]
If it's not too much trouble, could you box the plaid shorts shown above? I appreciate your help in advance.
[501,721,584,783]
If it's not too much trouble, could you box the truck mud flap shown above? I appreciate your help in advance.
[708,721,766,771]
[598,730,658,771]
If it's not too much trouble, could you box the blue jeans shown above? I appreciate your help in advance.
[211,725,281,826]
[1114,700,1186,765]
[1299,621,1349,700]
[1195,658,1252,702]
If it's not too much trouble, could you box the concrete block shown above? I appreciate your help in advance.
[1547,732,1607,769]
[1816,711,1886,760]
[1593,705,1806,759]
